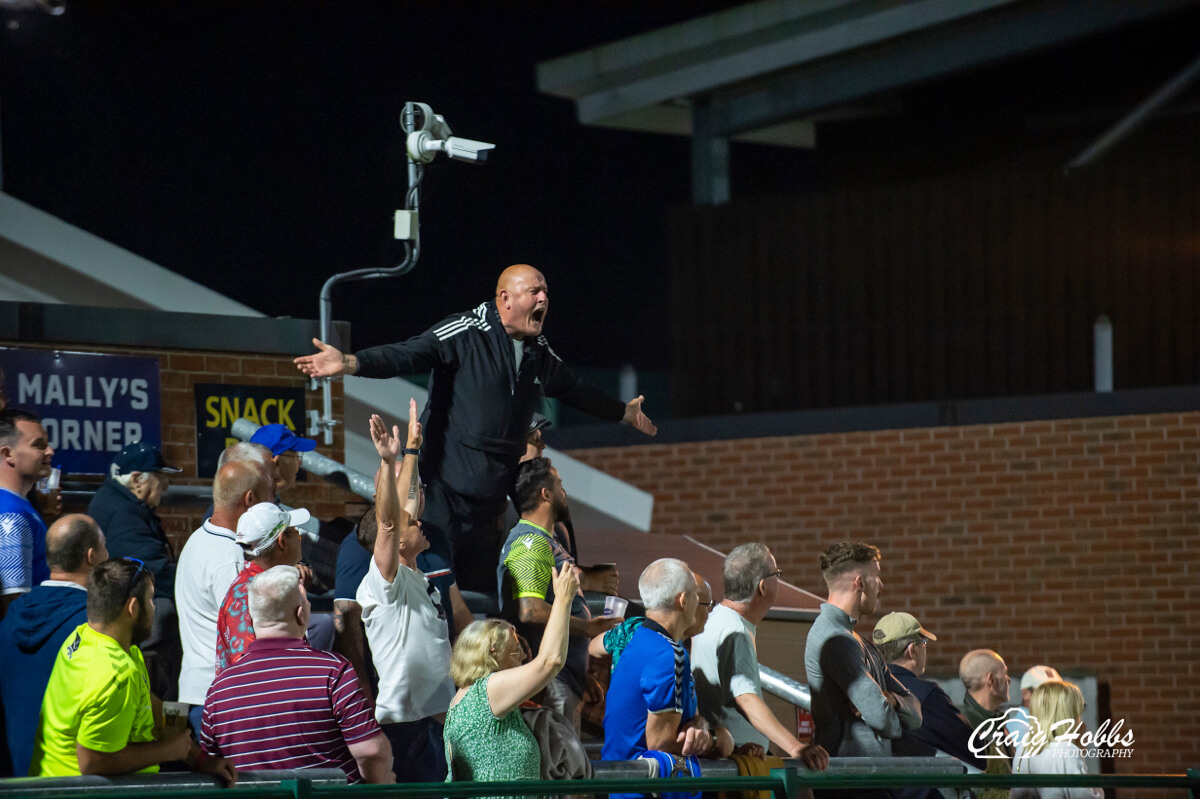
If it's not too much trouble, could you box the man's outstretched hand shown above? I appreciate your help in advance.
[294,338,352,378]
[622,395,657,436]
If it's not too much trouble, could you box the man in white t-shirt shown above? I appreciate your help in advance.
[357,401,454,784]
[692,543,829,769]
[175,453,274,730]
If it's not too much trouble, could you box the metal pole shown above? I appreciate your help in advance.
[230,417,376,500]
[1066,51,1200,173]
[1094,315,1113,393]
[760,664,812,710]
[312,102,424,444]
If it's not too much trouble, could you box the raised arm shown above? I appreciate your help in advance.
[484,565,578,718]
[369,402,421,583]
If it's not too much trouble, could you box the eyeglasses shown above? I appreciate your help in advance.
[701,599,717,611]
[765,570,783,580]
[122,557,147,600]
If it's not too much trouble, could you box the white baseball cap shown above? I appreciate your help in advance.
[1020,665,1062,691]
[236,502,311,556]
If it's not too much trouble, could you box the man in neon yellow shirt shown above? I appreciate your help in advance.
[497,457,620,732]
[31,557,236,784]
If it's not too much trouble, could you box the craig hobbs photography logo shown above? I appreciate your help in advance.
[968,708,1135,759]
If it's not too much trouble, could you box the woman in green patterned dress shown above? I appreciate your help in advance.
[444,564,578,795]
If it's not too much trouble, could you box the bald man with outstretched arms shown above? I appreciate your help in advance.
[296,265,656,595]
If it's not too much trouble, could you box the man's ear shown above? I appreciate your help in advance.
[125,594,141,621]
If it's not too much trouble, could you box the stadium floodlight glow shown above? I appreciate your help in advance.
[404,102,495,165]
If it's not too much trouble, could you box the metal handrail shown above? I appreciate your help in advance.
[5,769,1198,799]
[231,418,375,500]
[759,663,811,710]
[5,762,1196,798]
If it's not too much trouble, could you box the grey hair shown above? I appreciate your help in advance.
[638,558,695,611]
[960,649,1004,691]
[218,441,274,470]
[879,634,922,664]
[248,564,301,627]
[109,467,152,489]
[723,543,774,603]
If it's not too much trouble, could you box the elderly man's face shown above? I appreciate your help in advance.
[275,450,302,493]
[683,573,713,640]
[680,574,700,631]
[991,660,1012,704]
[137,471,170,509]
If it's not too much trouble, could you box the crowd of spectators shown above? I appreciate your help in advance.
[0,399,1090,798]
[0,266,1090,795]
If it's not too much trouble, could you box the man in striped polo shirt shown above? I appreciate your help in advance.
[200,565,392,783]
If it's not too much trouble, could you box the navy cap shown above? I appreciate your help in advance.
[113,441,182,475]
[250,423,318,457]
[528,412,552,433]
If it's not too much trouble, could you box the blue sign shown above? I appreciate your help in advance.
[0,347,163,475]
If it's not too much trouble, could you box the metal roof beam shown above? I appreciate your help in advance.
[563,0,1018,127]
[707,0,1199,137]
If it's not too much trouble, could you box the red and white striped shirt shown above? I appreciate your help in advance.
[199,637,382,783]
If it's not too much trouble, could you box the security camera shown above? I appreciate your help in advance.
[443,137,494,164]
[406,131,495,164]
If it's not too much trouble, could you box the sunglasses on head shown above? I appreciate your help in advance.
[122,557,147,601]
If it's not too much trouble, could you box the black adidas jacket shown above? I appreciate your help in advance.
[354,301,624,501]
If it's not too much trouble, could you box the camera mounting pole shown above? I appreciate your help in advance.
[310,102,494,444]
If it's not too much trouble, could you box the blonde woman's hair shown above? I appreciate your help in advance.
[450,619,516,689]
[1027,680,1084,755]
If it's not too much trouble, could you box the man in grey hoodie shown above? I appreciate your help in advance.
[804,541,921,761]
[0,515,108,775]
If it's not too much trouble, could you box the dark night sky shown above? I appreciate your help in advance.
[4,0,1200,385]
[0,0,753,371]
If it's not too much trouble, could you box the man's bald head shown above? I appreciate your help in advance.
[46,514,106,574]
[213,460,272,511]
[960,649,1005,690]
[495,264,549,340]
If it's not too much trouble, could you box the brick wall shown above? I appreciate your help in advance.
[8,342,361,554]
[568,412,1200,773]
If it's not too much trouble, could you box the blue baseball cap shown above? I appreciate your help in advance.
[250,424,318,457]
[113,441,183,475]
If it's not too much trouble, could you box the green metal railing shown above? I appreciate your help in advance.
[3,766,1199,799]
